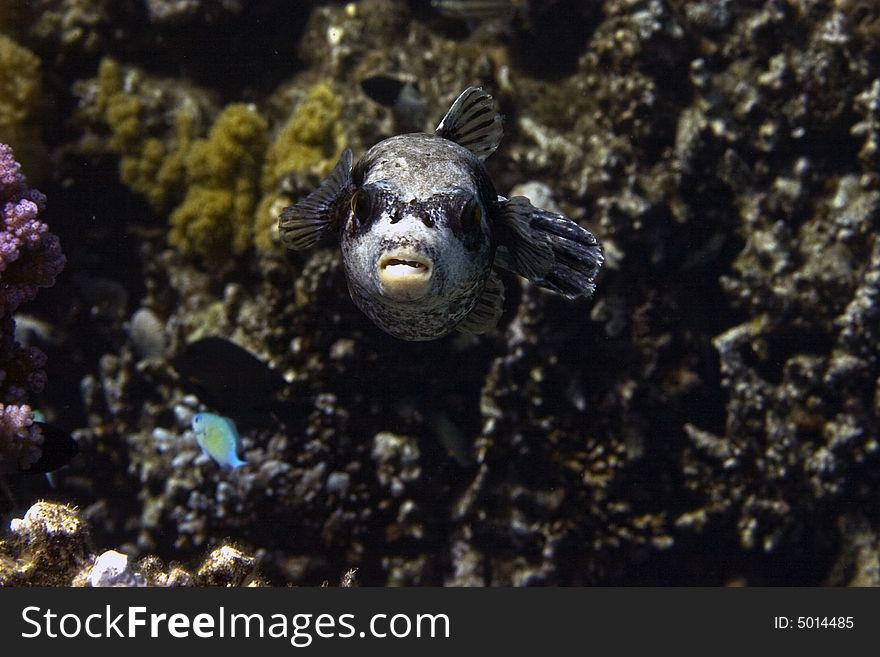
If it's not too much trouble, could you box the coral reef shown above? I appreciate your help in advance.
[83,62,346,263]
[0,501,265,586]
[0,145,65,316]
[0,35,41,140]
[0,0,111,57]
[168,104,267,266]
[0,0,878,586]
[0,403,43,470]
[0,501,90,585]
[87,57,203,212]
[145,0,244,25]
[0,34,45,178]
[261,84,345,188]
[256,84,346,251]
[0,143,64,468]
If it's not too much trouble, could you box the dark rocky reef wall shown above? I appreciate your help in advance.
[1,0,879,585]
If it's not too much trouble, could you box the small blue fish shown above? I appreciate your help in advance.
[191,412,246,469]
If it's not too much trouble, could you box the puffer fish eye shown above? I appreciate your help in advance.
[460,198,482,232]
[351,189,371,224]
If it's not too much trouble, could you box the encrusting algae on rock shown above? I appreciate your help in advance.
[168,104,268,267]
[0,502,90,586]
[93,59,271,266]
[94,58,193,212]
[262,83,345,187]
[87,58,346,263]
[255,83,346,252]
[0,34,45,179]
[0,501,267,586]
[9,0,880,587]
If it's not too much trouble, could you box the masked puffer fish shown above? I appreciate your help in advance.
[279,87,603,341]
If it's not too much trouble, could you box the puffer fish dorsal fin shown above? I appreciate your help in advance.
[435,87,503,161]
[458,270,505,335]
[279,148,353,250]
[495,196,603,299]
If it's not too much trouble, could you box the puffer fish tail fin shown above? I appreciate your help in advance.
[495,196,603,298]
[279,148,354,249]
[435,87,503,161]
[458,270,505,335]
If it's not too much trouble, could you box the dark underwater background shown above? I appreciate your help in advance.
[1,0,879,586]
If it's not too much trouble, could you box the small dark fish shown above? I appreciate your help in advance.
[431,0,523,22]
[361,75,409,107]
[426,410,474,467]
[279,87,603,341]
[20,422,80,474]
[172,337,287,417]
[71,273,129,323]
[361,75,430,134]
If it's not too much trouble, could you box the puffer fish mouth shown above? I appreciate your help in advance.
[378,250,433,301]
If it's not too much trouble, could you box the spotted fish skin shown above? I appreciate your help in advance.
[279,87,603,341]
[342,134,496,340]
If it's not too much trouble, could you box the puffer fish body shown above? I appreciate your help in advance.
[341,133,496,339]
[191,412,246,469]
[279,87,602,341]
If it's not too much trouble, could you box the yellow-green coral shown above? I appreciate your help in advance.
[91,60,345,264]
[95,58,195,211]
[0,34,45,177]
[262,83,345,188]
[119,119,191,210]
[169,104,268,267]
[255,84,346,252]
[97,59,143,153]
[0,34,40,127]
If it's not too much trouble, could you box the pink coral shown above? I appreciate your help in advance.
[0,402,43,468]
[0,143,65,318]
[0,142,65,465]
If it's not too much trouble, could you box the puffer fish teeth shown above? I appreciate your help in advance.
[378,250,434,301]
[277,85,602,341]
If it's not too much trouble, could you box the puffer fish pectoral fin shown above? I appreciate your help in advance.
[434,87,503,161]
[279,148,354,249]
[457,270,505,334]
[495,196,603,299]
[493,196,555,279]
